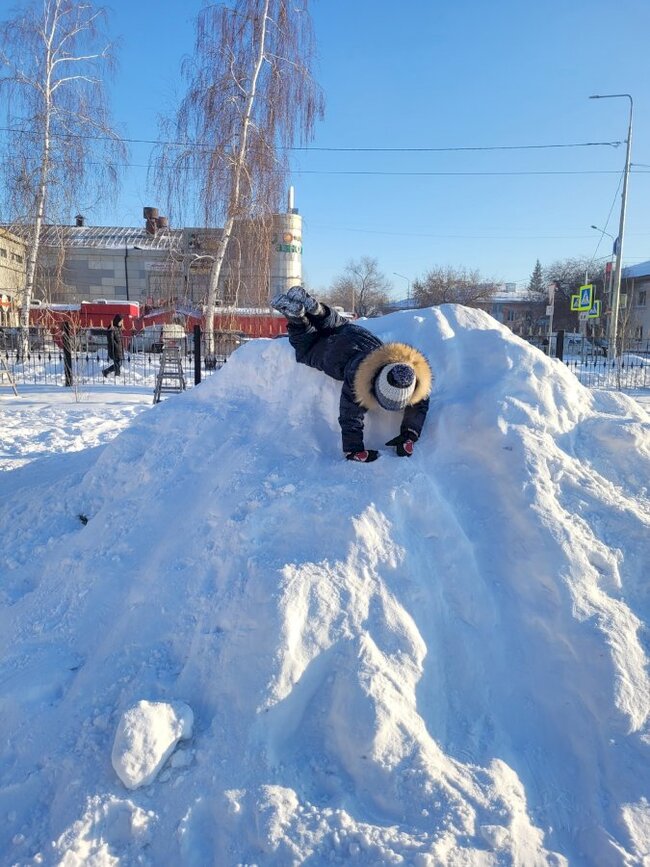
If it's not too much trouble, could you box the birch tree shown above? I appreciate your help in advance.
[155,0,323,357]
[0,0,125,359]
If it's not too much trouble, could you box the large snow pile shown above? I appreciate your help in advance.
[1,304,649,866]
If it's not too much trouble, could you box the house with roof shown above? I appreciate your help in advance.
[622,260,650,342]
[476,283,545,337]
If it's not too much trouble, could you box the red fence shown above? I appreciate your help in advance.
[29,302,288,345]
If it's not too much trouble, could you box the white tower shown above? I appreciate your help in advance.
[269,186,303,298]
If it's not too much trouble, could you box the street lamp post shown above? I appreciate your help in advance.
[590,93,633,359]
[393,272,411,305]
[547,281,557,356]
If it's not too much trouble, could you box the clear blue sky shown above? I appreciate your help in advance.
[96,0,650,296]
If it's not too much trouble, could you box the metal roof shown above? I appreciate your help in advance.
[37,224,183,251]
[623,260,650,279]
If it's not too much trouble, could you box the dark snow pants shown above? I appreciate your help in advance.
[286,305,350,367]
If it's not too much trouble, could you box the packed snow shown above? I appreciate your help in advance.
[1,303,649,866]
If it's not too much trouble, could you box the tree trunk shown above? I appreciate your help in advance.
[18,43,52,361]
[203,0,270,359]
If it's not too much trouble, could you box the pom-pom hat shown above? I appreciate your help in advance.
[353,342,433,412]
[374,362,417,411]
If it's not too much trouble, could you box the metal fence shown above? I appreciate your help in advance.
[562,353,650,390]
[2,326,648,394]
[525,334,650,391]
[0,327,254,391]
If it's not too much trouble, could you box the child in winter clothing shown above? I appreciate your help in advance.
[102,314,124,378]
[271,286,432,462]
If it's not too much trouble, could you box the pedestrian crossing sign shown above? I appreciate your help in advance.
[588,299,601,318]
[577,284,594,311]
[571,294,581,311]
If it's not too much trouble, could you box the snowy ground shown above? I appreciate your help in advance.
[0,384,153,471]
[1,305,649,866]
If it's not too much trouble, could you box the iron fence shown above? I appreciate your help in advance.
[0,327,254,391]
[2,326,648,394]
[526,333,650,391]
[561,352,650,390]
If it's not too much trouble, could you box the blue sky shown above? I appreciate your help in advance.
[96,0,650,295]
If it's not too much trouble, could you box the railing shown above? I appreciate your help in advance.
[3,327,648,393]
[0,327,257,390]
[525,334,650,391]
[562,353,650,390]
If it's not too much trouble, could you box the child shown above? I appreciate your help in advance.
[271,286,432,462]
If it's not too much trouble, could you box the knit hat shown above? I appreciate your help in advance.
[373,362,417,411]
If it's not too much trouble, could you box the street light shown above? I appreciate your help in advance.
[590,224,615,242]
[589,93,633,358]
[393,272,411,305]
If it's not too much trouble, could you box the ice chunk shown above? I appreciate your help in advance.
[111,700,193,789]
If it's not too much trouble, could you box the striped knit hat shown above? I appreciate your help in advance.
[373,362,416,411]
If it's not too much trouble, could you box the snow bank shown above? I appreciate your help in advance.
[0,304,649,865]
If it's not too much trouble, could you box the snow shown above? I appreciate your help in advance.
[1,303,649,866]
[111,700,194,789]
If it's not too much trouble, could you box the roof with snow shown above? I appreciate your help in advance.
[1,304,649,864]
[623,259,650,279]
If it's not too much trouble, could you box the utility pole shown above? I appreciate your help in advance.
[546,281,556,356]
[590,93,633,359]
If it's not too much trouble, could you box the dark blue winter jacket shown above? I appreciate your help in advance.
[288,312,431,453]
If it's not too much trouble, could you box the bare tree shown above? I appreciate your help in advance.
[413,265,499,308]
[324,257,391,317]
[543,257,607,332]
[0,0,125,358]
[154,0,323,358]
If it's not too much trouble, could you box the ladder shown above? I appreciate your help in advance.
[153,343,186,404]
[1,354,18,396]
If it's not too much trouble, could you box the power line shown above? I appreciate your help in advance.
[5,155,649,177]
[295,169,650,177]
[588,170,624,270]
[290,142,625,153]
[0,125,625,152]
[303,222,650,241]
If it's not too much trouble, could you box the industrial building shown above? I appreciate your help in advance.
[34,189,302,310]
[0,228,26,326]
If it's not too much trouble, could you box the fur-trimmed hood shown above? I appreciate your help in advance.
[353,342,433,411]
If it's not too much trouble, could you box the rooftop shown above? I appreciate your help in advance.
[623,260,650,279]
[38,225,182,251]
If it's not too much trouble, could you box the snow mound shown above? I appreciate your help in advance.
[1,304,649,865]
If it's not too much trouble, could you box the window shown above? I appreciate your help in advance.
[637,289,647,307]
[0,248,7,258]
[634,325,643,340]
